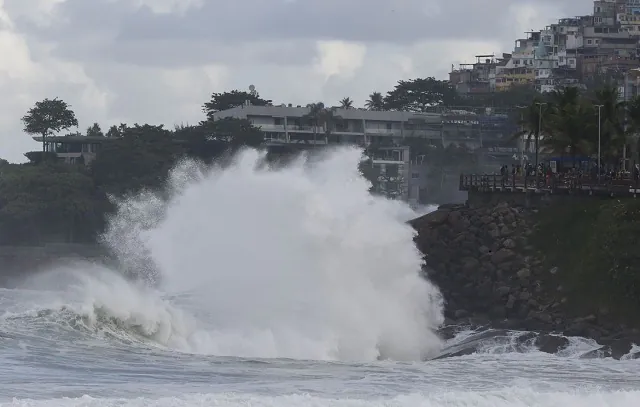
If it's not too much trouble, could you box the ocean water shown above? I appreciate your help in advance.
[1,147,639,406]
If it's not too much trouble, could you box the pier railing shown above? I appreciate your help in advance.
[459,173,640,197]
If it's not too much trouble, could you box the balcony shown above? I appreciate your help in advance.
[256,124,286,132]
[365,128,402,136]
[286,125,320,132]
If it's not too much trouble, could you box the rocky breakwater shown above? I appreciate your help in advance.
[410,201,640,359]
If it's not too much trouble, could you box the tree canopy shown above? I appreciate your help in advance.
[11,82,640,245]
[202,90,272,120]
[509,85,640,169]
[383,77,459,111]
[21,98,78,152]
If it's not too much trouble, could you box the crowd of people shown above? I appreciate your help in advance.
[498,161,640,185]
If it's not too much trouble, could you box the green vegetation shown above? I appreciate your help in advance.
[530,198,640,324]
[515,85,640,167]
[21,98,79,153]
[6,78,637,246]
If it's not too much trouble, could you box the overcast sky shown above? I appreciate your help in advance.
[0,0,591,162]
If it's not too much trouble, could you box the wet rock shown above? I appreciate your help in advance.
[454,309,469,319]
[408,199,637,343]
[502,239,516,249]
[419,209,449,225]
[610,339,633,360]
[516,268,531,279]
[581,346,612,359]
[491,249,515,264]
[535,334,569,354]
[433,347,477,360]
[495,286,511,297]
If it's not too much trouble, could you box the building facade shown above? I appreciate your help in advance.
[31,135,107,165]
[213,104,522,203]
[211,104,443,147]
[451,0,640,94]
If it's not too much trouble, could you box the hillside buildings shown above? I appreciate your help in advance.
[450,0,640,95]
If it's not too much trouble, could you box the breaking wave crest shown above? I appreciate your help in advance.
[5,147,445,361]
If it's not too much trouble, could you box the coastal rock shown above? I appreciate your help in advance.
[535,334,569,354]
[410,198,636,350]
[491,249,515,264]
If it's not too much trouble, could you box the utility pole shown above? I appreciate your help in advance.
[595,104,604,183]
[535,102,547,170]
[515,105,528,167]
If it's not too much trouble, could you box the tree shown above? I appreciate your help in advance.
[202,90,272,120]
[0,162,103,244]
[365,92,385,110]
[22,98,79,153]
[86,122,104,137]
[625,95,640,165]
[174,124,227,163]
[383,77,459,111]
[543,87,595,165]
[24,151,58,164]
[90,124,183,195]
[512,97,549,157]
[201,117,265,149]
[340,97,353,109]
[594,86,626,166]
[106,125,121,138]
[303,103,343,145]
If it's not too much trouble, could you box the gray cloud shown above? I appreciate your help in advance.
[15,0,591,45]
[0,0,595,162]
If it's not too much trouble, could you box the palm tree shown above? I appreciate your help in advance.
[544,89,595,166]
[512,98,548,158]
[303,102,342,145]
[594,87,626,167]
[365,92,385,110]
[625,95,640,166]
[340,97,353,109]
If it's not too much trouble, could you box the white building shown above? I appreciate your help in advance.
[211,104,444,146]
[213,105,442,203]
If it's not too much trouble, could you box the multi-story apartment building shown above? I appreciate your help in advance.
[212,104,521,203]
[451,0,640,95]
[211,104,443,147]
[617,0,640,33]
[212,104,444,203]
[448,55,506,95]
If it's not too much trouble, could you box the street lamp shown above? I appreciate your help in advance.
[535,102,547,170]
[594,104,603,183]
[515,105,528,168]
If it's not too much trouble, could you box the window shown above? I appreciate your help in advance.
[587,39,593,44]
[386,122,392,130]
[411,173,420,179]
[274,118,283,125]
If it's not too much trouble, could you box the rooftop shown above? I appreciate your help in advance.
[212,104,443,122]
[32,135,113,143]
